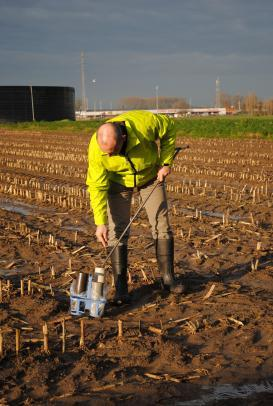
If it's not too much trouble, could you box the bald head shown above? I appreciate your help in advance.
[97,123,126,156]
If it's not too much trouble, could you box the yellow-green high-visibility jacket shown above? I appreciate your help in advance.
[86,110,176,225]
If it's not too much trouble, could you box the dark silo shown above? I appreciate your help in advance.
[0,86,75,122]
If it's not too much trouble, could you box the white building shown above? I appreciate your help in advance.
[76,107,227,120]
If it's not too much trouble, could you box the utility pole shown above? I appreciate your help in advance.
[92,79,96,112]
[215,77,221,108]
[80,52,87,111]
[155,85,159,112]
[29,85,35,121]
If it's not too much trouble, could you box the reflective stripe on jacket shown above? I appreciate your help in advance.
[86,110,176,225]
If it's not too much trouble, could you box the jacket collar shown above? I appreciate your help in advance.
[124,120,140,153]
[99,120,140,156]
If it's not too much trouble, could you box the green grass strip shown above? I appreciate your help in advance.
[0,116,273,139]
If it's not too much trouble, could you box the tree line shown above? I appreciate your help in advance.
[117,96,189,110]
[220,92,273,115]
[117,94,273,115]
[76,93,273,115]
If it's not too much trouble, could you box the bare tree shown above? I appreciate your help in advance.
[117,96,189,110]
[243,92,259,115]
[220,92,232,109]
[262,99,273,115]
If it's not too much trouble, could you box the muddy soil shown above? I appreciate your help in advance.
[0,130,273,405]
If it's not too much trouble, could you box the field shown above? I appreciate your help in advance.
[0,125,273,405]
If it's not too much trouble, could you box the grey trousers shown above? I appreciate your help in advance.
[107,179,173,246]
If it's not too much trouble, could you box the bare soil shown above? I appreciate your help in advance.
[0,130,273,405]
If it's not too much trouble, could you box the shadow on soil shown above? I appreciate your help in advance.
[177,251,273,294]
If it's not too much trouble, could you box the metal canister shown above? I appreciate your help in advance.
[94,267,105,283]
[90,281,103,300]
[74,272,88,294]
[91,268,105,299]
[89,267,106,318]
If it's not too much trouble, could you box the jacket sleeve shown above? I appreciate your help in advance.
[154,114,176,166]
[86,135,109,225]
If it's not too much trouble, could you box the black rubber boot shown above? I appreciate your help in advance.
[110,245,131,305]
[155,238,185,294]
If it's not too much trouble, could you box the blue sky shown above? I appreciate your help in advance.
[0,0,272,107]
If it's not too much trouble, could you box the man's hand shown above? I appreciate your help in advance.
[95,225,108,247]
[157,166,171,182]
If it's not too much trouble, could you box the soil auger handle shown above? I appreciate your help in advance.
[102,145,189,267]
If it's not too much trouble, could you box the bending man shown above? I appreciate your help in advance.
[86,110,183,304]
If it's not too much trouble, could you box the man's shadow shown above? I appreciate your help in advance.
[175,250,273,293]
[105,279,170,317]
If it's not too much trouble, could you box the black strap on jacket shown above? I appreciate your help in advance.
[112,121,137,187]
[125,154,137,187]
